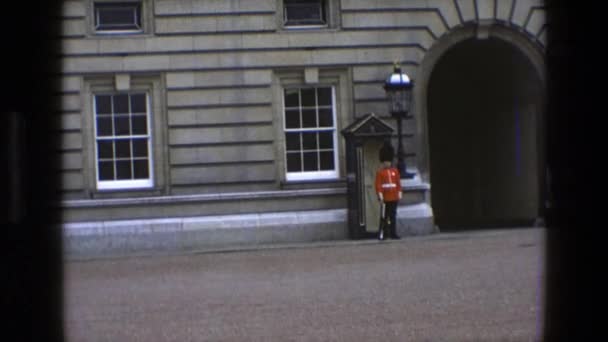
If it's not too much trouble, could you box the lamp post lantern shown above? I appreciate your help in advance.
[384,63,415,178]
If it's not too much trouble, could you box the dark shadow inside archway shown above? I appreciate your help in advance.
[427,37,544,231]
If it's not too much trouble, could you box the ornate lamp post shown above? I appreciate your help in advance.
[384,63,415,179]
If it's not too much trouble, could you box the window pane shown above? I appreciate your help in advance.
[303,152,318,171]
[320,151,334,170]
[285,0,325,25]
[95,95,112,114]
[95,89,153,188]
[99,7,134,25]
[286,152,302,172]
[116,160,132,179]
[302,132,317,150]
[318,132,333,149]
[318,108,333,127]
[98,161,114,180]
[96,117,113,136]
[284,89,300,108]
[132,138,148,157]
[285,133,301,151]
[282,85,336,178]
[115,140,131,158]
[301,109,317,128]
[300,88,315,107]
[113,94,129,113]
[131,94,147,113]
[96,4,141,30]
[131,115,147,135]
[114,116,130,136]
[97,140,114,159]
[317,87,332,106]
[285,109,301,129]
[133,160,149,179]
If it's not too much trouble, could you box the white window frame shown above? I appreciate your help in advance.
[92,92,154,190]
[283,86,339,181]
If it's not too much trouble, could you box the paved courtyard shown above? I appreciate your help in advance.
[64,228,544,341]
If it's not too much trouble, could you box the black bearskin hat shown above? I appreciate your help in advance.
[379,141,394,162]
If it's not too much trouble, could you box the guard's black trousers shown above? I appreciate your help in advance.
[381,201,398,237]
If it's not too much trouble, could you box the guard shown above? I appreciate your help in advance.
[375,141,402,240]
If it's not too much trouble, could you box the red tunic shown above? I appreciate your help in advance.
[375,166,402,202]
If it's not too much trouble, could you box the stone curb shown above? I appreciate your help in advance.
[66,226,542,262]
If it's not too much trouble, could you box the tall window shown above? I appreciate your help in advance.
[284,0,327,27]
[93,93,153,190]
[93,1,143,33]
[283,87,338,181]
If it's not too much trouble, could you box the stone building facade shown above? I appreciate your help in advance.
[56,0,547,255]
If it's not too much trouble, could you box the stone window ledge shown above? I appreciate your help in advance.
[59,188,347,209]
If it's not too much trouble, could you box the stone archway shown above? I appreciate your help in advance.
[414,23,546,230]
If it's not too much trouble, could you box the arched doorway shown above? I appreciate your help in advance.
[425,34,545,230]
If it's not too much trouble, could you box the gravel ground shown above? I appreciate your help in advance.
[64,228,545,341]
